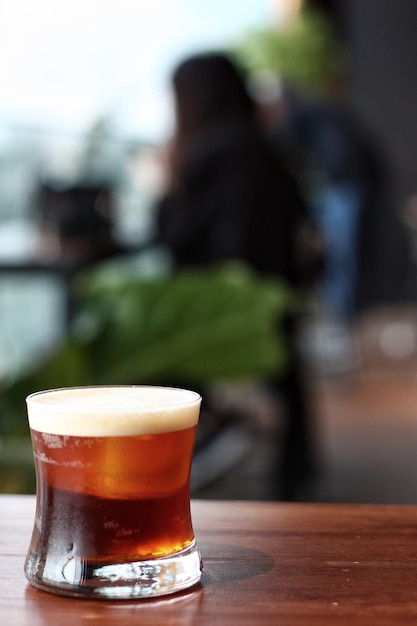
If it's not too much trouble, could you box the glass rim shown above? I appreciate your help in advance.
[26,385,202,414]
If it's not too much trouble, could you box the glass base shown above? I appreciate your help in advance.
[25,541,202,599]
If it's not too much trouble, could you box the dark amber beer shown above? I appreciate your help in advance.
[24,386,202,599]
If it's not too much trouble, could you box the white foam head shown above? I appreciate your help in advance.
[26,386,201,437]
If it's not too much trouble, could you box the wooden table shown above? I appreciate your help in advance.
[3,495,417,625]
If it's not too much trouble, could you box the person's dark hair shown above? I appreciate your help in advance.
[172,52,255,142]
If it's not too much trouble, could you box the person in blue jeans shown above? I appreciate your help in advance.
[273,84,384,371]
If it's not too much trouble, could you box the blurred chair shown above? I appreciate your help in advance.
[37,183,121,264]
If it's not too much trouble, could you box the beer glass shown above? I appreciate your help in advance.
[24,385,202,599]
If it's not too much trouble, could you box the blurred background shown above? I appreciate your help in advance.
[1,0,417,503]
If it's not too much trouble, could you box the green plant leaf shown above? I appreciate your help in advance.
[0,262,296,434]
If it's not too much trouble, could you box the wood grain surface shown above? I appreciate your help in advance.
[2,495,417,625]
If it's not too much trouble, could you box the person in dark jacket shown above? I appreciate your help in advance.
[157,52,320,289]
[155,51,321,499]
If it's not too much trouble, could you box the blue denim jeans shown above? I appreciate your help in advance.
[312,182,362,321]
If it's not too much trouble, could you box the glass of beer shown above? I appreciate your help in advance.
[24,385,202,599]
